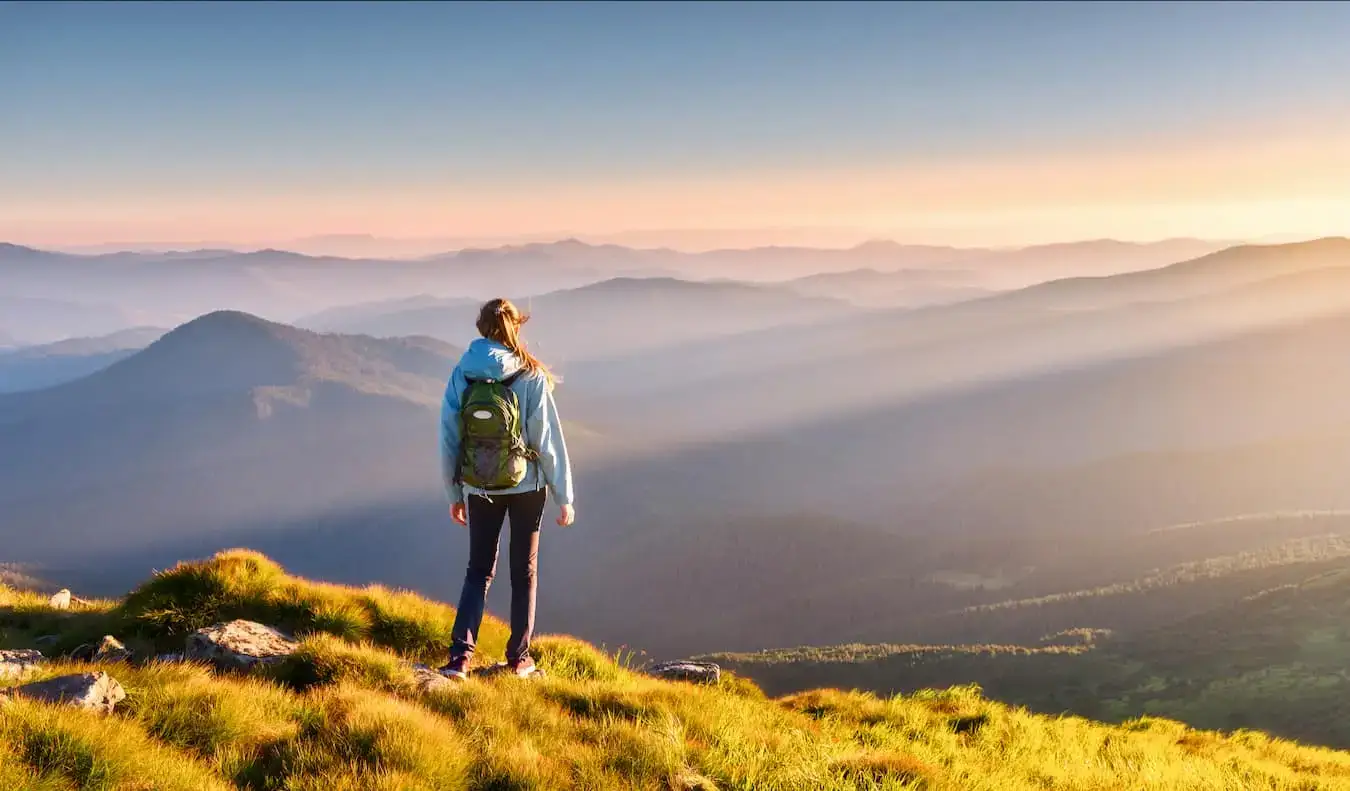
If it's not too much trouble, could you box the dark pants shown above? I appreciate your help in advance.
[449,488,547,664]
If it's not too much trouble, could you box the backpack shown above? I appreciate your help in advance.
[457,372,538,491]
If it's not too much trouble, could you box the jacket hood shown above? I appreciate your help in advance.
[458,337,524,381]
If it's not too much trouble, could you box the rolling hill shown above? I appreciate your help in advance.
[0,294,140,346]
[0,327,167,393]
[302,276,856,361]
[784,267,994,307]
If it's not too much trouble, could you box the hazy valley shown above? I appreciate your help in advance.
[6,235,1350,751]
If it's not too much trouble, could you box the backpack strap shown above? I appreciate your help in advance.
[464,369,525,387]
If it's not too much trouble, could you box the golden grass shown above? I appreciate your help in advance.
[5,550,1350,790]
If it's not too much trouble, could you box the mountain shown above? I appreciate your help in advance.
[993,236,1350,312]
[784,267,994,307]
[537,298,1350,656]
[0,327,167,393]
[303,276,856,362]
[296,294,474,329]
[954,237,1230,289]
[5,551,1344,790]
[0,312,466,565]
[564,241,1350,451]
[0,295,140,345]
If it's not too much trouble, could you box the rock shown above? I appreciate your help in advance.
[648,660,721,685]
[48,589,71,610]
[186,620,298,670]
[0,649,44,682]
[71,635,134,663]
[154,652,186,664]
[410,663,455,693]
[33,635,60,647]
[11,672,126,713]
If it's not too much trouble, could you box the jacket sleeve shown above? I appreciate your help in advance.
[526,375,574,508]
[439,366,467,504]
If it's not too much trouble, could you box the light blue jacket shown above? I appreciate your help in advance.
[440,338,574,507]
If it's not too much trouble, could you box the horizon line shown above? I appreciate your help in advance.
[7,232,1320,260]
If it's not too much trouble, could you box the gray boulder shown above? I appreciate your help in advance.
[0,649,44,682]
[71,635,134,664]
[648,660,721,685]
[11,672,126,713]
[186,620,298,670]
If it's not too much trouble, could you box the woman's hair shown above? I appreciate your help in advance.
[476,298,554,387]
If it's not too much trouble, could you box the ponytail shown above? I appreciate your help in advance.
[476,298,554,389]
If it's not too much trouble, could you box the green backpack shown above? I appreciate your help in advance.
[458,372,538,491]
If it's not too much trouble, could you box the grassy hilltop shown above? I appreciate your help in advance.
[4,551,1350,790]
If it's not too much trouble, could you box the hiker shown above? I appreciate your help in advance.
[438,298,575,680]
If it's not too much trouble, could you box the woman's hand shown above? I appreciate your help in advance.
[450,502,467,527]
[557,504,575,528]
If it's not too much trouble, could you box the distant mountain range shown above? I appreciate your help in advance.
[5,236,1350,663]
[301,276,858,362]
[0,237,1234,344]
[0,327,167,393]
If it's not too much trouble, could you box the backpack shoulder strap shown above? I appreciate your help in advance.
[463,370,525,387]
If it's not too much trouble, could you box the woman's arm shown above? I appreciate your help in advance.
[526,376,574,508]
[439,366,468,504]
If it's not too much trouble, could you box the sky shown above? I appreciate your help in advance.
[3,0,1350,251]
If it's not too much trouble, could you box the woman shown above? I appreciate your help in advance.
[438,298,575,680]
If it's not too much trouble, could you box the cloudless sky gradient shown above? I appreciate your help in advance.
[3,0,1349,248]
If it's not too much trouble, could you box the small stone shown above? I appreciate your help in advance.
[0,649,44,682]
[71,636,134,664]
[186,620,298,670]
[48,589,71,610]
[410,663,455,693]
[648,660,721,685]
[12,672,126,713]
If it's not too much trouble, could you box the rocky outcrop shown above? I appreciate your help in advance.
[10,672,126,713]
[71,635,134,663]
[0,649,44,682]
[648,661,721,685]
[186,620,298,669]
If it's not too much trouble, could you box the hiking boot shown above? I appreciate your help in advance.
[438,656,470,681]
[508,656,539,679]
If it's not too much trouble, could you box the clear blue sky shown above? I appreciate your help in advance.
[3,1,1349,247]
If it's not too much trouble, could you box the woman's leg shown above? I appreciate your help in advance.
[449,494,509,662]
[505,488,549,663]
